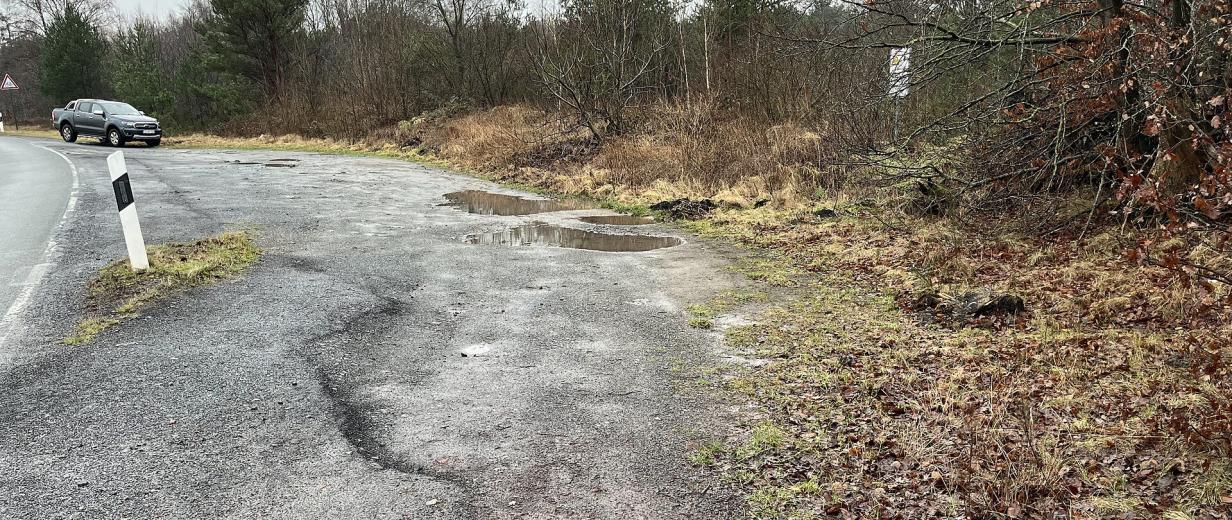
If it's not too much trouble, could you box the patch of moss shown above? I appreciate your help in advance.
[63,317,123,346]
[688,316,714,329]
[689,440,726,467]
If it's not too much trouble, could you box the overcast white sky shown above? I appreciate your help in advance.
[112,0,192,21]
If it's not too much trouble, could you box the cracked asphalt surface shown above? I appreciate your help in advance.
[0,136,742,519]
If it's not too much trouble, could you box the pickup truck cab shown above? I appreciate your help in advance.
[52,99,162,147]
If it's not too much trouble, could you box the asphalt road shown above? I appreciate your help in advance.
[0,138,77,346]
[0,136,743,519]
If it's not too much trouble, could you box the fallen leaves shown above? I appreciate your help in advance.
[699,206,1232,519]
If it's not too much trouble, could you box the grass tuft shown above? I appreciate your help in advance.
[65,231,260,345]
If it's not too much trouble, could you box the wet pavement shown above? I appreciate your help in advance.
[442,189,588,216]
[466,223,682,252]
[0,137,742,519]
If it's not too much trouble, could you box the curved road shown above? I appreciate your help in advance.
[0,137,76,347]
[0,136,743,518]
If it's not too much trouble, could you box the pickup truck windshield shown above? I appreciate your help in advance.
[98,102,141,116]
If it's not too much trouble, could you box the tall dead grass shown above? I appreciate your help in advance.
[419,101,843,208]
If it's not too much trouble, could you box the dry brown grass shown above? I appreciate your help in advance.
[687,202,1231,518]
[1,128,59,140]
[419,102,837,208]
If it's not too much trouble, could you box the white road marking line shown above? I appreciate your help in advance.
[20,263,51,286]
[0,143,82,360]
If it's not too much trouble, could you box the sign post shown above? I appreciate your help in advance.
[887,48,912,142]
[0,74,17,133]
[107,151,149,271]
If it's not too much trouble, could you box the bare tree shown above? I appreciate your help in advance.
[530,0,672,141]
[12,0,113,34]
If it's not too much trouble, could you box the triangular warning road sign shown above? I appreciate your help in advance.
[1,74,18,90]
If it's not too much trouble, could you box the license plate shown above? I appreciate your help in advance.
[143,130,155,135]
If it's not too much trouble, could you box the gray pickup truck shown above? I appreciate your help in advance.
[51,99,162,147]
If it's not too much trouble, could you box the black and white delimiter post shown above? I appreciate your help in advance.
[107,151,149,271]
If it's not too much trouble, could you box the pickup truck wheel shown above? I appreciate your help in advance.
[107,128,124,147]
[60,123,77,143]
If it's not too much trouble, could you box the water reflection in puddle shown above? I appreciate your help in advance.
[443,190,588,216]
[466,223,682,252]
[577,215,655,226]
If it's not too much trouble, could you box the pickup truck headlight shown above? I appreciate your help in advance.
[124,122,136,128]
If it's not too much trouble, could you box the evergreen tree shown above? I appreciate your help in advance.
[108,21,173,117]
[198,0,309,100]
[38,4,106,102]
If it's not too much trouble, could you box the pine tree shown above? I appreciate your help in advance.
[38,4,107,103]
[198,0,309,100]
[108,21,173,117]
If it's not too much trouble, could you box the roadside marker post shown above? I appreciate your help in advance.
[107,151,149,271]
[887,47,912,142]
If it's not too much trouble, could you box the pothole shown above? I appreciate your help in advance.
[465,223,682,252]
[442,190,588,216]
[577,215,655,225]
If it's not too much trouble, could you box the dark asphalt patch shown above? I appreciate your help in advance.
[303,295,480,514]
[466,223,682,252]
[442,190,587,216]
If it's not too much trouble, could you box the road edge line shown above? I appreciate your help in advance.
[0,143,81,360]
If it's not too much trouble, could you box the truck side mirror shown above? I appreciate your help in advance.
[92,109,104,116]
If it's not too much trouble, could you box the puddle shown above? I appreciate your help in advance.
[443,190,587,216]
[270,158,300,162]
[229,160,261,165]
[466,223,681,252]
[578,215,655,226]
[264,163,297,168]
